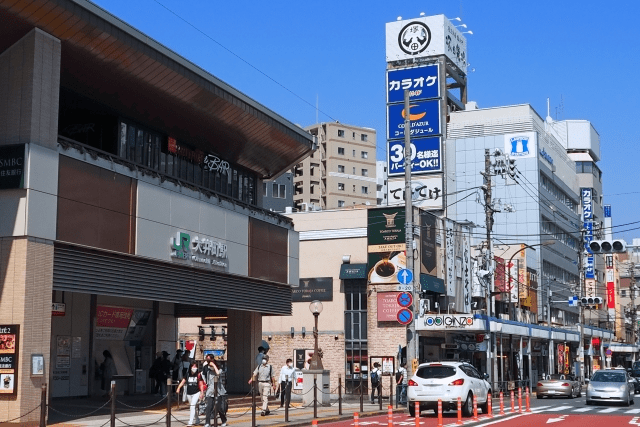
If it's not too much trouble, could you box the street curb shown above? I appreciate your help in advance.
[262,408,408,427]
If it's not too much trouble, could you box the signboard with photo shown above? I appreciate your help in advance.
[95,305,134,340]
[367,208,406,285]
[0,325,19,395]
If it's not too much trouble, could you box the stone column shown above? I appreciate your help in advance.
[226,310,262,393]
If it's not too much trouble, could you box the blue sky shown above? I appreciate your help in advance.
[92,0,640,242]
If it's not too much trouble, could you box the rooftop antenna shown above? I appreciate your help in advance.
[316,94,318,124]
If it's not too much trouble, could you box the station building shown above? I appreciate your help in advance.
[0,0,313,420]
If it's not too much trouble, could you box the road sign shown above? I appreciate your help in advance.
[568,296,578,307]
[397,268,413,285]
[397,292,413,308]
[396,284,414,292]
[397,308,413,325]
[606,349,612,356]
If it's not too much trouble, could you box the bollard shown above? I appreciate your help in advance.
[499,391,505,415]
[510,390,515,413]
[388,405,393,427]
[312,420,318,427]
[379,382,383,410]
[111,381,116,427]
[472,395,479,421]
[525,387,531,413]
[251,382,256,427]
[487,393,493,418]
[456,396,463,425]
[354,412,360,427]
[517,387,522,414]
[414,401,420,427]
[166,378,172,427]
[285,375,290,422]
[338,375,343,415]
[313,376,318,419]
[390,374,394,409]
[359,376,364,413]
[39,384,47,427]
[437,399,443,427]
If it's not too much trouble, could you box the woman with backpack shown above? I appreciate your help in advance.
[370,362,381,404]
[175,362,201,427]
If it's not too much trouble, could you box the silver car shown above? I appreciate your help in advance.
[586,369,635,406]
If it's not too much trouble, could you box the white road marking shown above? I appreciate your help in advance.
[572,407,593,412]
[598,407,620,413]
[547,415,567,424]
[626,408,640,414]
[543,405,573,411]
[530,405,554,412]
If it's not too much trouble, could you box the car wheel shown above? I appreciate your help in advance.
[462,393,473,417]
[409,403,416,417]
[586,400,592,405]
[479,390,491,414]
[536,393,543,399]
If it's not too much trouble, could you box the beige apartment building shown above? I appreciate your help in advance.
[293,122,377,210]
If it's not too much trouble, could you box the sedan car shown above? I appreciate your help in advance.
[586,369,634,406]
[407,361,491,417]
[536,374,582,398]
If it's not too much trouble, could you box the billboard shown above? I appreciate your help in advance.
[581,188,595,281]
[387,65,439,104]
[387,175,443,209]
[420,212,437,275]
[292,277,333,302]
[388,137,442,176]
[367,208,406,285]
[504,132,537,159]
[385,15,468,73]
[387,100,440,140]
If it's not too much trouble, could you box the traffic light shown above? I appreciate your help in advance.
[589,239,627,253]
[198,326,205,341]
[507,157,517,178]
[580,297,603,305]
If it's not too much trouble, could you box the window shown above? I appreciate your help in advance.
[338,147,345,155]
[279,184,286,198]
[353,167,356,174]
[272,183,278,197]
[338,183,345,191]
[338,165,345,173]
[362,169,368,177]
[338,129,345,137]
[361,134,368,142]
[361,151,368,159]
[352,132,355,139]
[263,182,267,197]
[353,185,356,192]
[310,185,314,194]
[621,290,627,297]
[361,186,368,194]
[338,200,345,207]
[352,150,356,157]
[272,184,286,198]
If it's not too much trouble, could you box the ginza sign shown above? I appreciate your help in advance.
[415,314,481,331]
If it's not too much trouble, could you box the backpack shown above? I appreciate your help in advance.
[371,369,379,385]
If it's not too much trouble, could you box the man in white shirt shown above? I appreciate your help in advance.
[396,362,408,406]
[278,358,295,407]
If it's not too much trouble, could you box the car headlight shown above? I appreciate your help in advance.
[587,384,593,391]
[620,384,627,391]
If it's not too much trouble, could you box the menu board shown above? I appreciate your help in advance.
[0,325,19,395]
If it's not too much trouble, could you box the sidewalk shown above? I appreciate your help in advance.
[46,395,407,427]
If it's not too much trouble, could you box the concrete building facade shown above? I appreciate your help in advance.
[294,123,377,210]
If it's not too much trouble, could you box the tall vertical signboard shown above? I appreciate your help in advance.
[581,188,595,297]
[367,208,406,285]
[604,206,615,312]
[0,325,19,395]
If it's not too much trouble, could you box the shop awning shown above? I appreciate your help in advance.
[421,274,446,293]
[339,264,368,280]
[610,344,639,353]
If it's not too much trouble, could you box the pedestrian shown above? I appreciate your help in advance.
[249,354,276,416]
[180,352,191,380]
[151,352,163,395]
[176,362,201,427]
[154,351,171,397]
[370,362,381,404]
[255,346,267,368]
[278,358,295,408]
[172,349,184,382]
[396,362,408,406]
[201,359,227,427]
[101,350,116,397]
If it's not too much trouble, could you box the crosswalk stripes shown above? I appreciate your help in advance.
[598,407,620,413]
[625,408,640,414]
[543,405,574,411]
[572,407,593,412]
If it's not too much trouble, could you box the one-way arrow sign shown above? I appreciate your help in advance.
[546,415,567,424]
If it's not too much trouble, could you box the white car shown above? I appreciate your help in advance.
[407,361,492,417]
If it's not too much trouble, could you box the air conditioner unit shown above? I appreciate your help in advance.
[299,202,308,212]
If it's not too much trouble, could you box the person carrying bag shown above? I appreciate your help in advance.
[176,362,201,427]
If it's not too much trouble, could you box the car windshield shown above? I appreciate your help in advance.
[592,372,626,383]
[416,366,457,379]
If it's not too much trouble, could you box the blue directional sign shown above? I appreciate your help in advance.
[397,292,413,308]
[568,296,578,307]
[386,65,440,104]
[397,268,414,285]
[397,308,414,325]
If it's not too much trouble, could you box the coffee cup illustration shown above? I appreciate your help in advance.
[374,259,396,278]
[3,375,10,388]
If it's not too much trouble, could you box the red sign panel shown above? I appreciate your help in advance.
[494,257,506,293]
[606,254,615,309]
[96,306,134,328]
[377,292,401,322]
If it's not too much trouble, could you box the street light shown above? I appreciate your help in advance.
[308,301,324,370]
[508,240,555,320]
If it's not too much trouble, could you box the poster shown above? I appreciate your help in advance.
[96,305,134,340]
[382,357,394,375]
[377,292,401,322]
[123,309,152,341]
[56,336,70,356]
[0,325,19,395]
[367,208,406,285]
[56,356,70,369]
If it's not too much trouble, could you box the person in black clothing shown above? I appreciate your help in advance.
[370,362,381,404]
[151,352,164,395]
[176,362,201,427]
[160,351,172,397]
[172,349,184,382]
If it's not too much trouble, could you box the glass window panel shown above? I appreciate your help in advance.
[144,133,152,167]
[346,294,352,310]
[167,154,174,176]
[186,161,194,182]
[119,122,127,158]
[126,125,136,161]
[272,183,278,198]
[135,129,144,164]
[160,152,166,175]
[361,317,367,339]
[279,184,286,198]
[345,313,352,340]
[353,315,360,340]
[153,136,161,169]
[194,163,202,186]
[361,294,367,310]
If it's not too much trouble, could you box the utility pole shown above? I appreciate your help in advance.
[630,263,637,348]
[578,229,585,382]
[481,149,496,384]
[404,90,418,376]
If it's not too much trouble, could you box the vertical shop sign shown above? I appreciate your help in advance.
[461,231,472,313]
[420,211,437,275]
[0,325,19,395]
[367,208,406,285]
[445,219,455,296]
[606,254,615,309]
[581,188,595,280]
[494,257,506,294]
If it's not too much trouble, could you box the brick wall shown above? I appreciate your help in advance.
[261,333,345,393]
[0,237,54,421]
